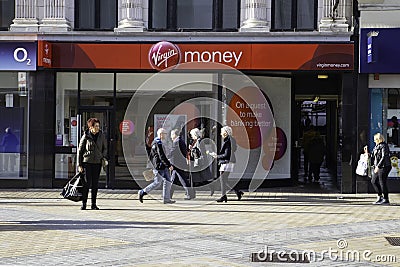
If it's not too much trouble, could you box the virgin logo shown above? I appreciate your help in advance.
[148,41,181,71]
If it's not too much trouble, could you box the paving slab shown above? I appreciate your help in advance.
[0,189,399,266]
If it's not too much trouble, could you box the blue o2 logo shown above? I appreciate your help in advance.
[14,47,31,66]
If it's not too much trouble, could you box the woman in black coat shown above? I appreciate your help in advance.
[211,126,243,203]
[77,118,108,210]
[369,133,391,205]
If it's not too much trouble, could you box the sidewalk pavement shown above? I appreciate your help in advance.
[0,188,399,266]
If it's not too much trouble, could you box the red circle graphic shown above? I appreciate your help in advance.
[148,41,181,71]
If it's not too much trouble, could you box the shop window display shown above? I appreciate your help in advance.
[386,89,400,177]
[371,88,400,178]
[0,72,28,179]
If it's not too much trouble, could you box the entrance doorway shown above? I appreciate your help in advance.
[293,96,339,189]
[78,108,115,189]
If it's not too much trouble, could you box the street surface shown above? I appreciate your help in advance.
[0,189,399,266]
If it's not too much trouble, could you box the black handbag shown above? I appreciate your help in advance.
[61,172,84,202]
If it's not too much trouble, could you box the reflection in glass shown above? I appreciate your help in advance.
[0,72,28,179]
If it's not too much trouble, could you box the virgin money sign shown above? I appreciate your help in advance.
[48,42,353,71]
[148,41,181,71]
[148,41,248,70]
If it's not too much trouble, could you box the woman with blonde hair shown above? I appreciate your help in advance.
[189,127,212,188]
[211,126,244,202]
[367,133,391,205]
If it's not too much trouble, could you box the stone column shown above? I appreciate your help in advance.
[319,0,350,32]
[10,0,39,32]
[240,0,269,32]
[115,0,145,32]
[40,0,71,31]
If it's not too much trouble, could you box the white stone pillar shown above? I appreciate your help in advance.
[240,0,269,32]
[40,0,71,31]
[10,0,39,32]
[115,0,145,32]
[319,0,350,32]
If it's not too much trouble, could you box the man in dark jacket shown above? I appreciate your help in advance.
[308,132,325,183]
[170,129,194,200]
[138,128,175,204]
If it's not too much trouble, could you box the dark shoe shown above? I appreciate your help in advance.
[81,204,87,210]
[138,190,147,203]
[91,205,99,210]
[163,200,176,204]
[373,196,383,205]
[235,190,244,201]
[216,195,227,203]
[210,187,215,196]
[377,198,390,205]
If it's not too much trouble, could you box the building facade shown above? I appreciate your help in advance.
[358,0,400,191]
[0,0,356,192]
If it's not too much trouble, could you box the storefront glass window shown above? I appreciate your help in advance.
[177,0,213,29]
[223,0,239,29]
[151,0,167,29]
[376,88,400,178]
[149,0,238,31]
[75,0,117,30]
[0,0,14,30]
[120,72,218,185]
[80,73,114,106]
[272,0,316,30]
[0,72,29,179]
[55,72,78,179]
[223,74,291,180]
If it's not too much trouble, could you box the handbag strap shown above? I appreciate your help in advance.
[72,176,81,186]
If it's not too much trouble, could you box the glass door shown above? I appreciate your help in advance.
[78,108,115,188]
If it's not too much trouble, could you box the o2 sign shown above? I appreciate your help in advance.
[14,47,32,66]
[0,42,37,70]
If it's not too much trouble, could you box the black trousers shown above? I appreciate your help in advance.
[303,151,309,175]
[172,168,190,187]
[219,171,241,197]
[371,166,391,200]
[309,162,322,181]
[82,163,102,205]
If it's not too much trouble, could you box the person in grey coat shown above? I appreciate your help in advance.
[77,118,108,210]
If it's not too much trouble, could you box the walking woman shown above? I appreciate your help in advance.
[189,128,212,187]
[77,118,108,210]
[369,133,391,205]
[211,126,243,202]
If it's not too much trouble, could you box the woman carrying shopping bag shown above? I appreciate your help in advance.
[365,133,391,205]
[77,118,108,210]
